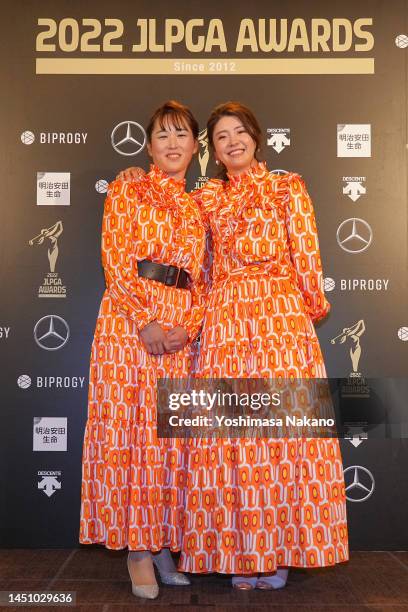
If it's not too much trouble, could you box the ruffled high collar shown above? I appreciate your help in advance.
[147,164,186,195]
[227,160,269,188]
[212,160,284,255]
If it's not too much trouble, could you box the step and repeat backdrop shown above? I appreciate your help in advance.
[1,0,407,549]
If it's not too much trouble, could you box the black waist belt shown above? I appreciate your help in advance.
[137,259,190,289]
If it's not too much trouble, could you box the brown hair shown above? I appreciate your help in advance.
[146,100,199,142]
[206,101,262,178]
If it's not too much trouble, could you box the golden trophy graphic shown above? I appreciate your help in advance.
[29,221,63,273]
[331,319,365,377]
[198,128,209,177]
[29,221,66,298]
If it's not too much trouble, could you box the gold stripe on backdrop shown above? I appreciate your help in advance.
[36,57,375,75]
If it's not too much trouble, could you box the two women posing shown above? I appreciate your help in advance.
[80,100,349,599]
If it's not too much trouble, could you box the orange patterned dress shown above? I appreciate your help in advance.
[179,163,349,574]
[80,165,206,552]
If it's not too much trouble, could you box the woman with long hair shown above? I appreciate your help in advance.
[79,101,206,600]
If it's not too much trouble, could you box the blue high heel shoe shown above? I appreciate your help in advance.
[152,549,191,586]
[256,568,289,590]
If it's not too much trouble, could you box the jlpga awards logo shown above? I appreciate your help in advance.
[331,319,369,398]
[195,128,210,190]
[29,221,67,298]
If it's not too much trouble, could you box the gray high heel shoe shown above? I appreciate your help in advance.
[152,553,191,586]
[127,553,159,600]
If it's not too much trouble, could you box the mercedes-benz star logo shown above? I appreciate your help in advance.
[337,218,373,254]
[344,465,375,502]
[111,121,146,156]
[34,315,70,351]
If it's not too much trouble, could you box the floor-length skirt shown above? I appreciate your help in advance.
[80,282,196,551]
[179,270,349,573]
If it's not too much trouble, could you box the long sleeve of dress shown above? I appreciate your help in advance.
[182,269,207,342]
[285,173,330,323]
[101,180,156,331]
[182,230,212,341]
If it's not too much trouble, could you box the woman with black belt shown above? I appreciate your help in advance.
[79,101,206,600]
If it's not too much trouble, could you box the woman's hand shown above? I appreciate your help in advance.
[140,321,169,355]
[166,326,189,353]
[116,167,146,181]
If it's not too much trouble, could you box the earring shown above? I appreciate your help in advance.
[215,160,220,165]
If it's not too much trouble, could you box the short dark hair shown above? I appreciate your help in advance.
[146,100,199,142]
[207,101,262,178]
